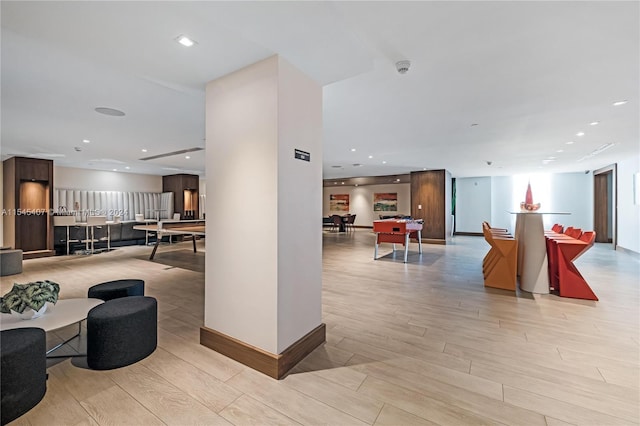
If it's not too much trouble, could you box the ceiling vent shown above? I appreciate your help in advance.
[396,60,411,74]
[140,147,203,161]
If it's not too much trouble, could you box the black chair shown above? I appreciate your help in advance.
[88,279,144,301]
[331,215,344,232]
[87,296,157,370]
[346,214,356,231]
[1,328,47,425]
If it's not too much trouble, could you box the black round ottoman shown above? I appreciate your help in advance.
[87,279,144,301]
[87,296,157,370]
[1,328,47,425]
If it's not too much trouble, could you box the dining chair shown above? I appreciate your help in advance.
[566,227,582,239]
[346,214,356,231]
[331,215,343,232]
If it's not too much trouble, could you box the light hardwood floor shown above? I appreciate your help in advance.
[2,232,638,425]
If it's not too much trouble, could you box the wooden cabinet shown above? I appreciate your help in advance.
[410,170,452,243]
[2,157,55,258]
[162,174,199,220]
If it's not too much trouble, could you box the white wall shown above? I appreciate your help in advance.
[205,55,323,354]
[323,183,410,226]
[490,176,514,230]
[617,156,640,253]
[455,177,491,233]
[545,172,593,230]
[462,172,595,233]
[54,166,162,192]
[276,57,323,352]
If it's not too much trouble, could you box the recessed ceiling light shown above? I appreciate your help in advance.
[333,182,337,185]
[566,141,574,145]
[95,107,125,117]
[350,148,356,152]
[423,168,427,171]
[125,166,130,170]
[395,178,401,182]
[557,149,564,153]
[175,35,197,47]
[576,132,585,137]
[355,184,359,187]
[185,155,190,159]
[82,139,90,144]
[341,182,345,185]
[590,121,599,126]
[382,161,386,164]
[141,149,148,153]
[613,100,627,106]
[547,156,557,160]
[112,169,117,172]
[368,155,373,159]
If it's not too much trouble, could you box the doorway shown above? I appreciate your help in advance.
[593,165,616,246]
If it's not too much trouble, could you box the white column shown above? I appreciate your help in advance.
[204,56,323,358]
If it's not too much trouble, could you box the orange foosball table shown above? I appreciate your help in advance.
[373,219,423,263]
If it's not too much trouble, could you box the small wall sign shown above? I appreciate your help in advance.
[294,149,310,162]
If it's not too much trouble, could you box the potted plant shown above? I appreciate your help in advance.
[0,280,60,319]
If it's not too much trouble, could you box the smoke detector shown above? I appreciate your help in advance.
[396,60,411,74]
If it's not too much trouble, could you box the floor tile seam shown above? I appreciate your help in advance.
[109,362,226,421]
[468,359,640,406]
[81,381,169,426]
[443,343,606,383]
[283,373,383,424]
[502,384,640,424]
[358,374,512,425]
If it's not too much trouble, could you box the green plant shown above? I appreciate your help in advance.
[0,280,60,314]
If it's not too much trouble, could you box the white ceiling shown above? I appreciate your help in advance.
[1,1,638,179]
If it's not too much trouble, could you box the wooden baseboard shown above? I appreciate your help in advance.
[454,232,484,237]
[420,238,447,245]
[200,323,326,379]
[23,250,55,260]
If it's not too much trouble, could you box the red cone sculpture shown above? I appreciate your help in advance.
[525,182,533,205]
[520,181,541,211]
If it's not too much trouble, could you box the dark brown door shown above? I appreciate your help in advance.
[594,172,609,243]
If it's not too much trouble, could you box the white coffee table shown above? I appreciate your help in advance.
[0,298,104,356]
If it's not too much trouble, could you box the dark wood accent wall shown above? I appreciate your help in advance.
[2,157,55,258]
[410,169,452,242]
[594,172,609,243]
[162,174,199,220]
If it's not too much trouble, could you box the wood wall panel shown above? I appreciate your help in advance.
[410,170,452,242]
[19,182,47,210]
[2,157,54,257]
[18,215,48,252]
[594,173,609,243]
[162,174,199,219]
[3,157,16,248]
[17,158,50,181]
